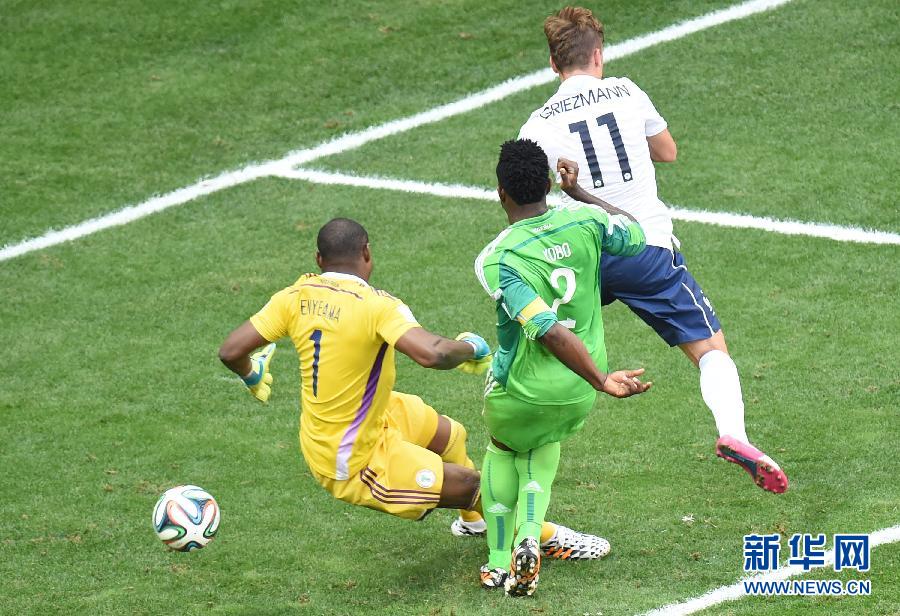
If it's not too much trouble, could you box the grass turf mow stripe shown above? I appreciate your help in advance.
[0,0,795,263]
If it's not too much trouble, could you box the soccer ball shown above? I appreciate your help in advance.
[152,485,220,551]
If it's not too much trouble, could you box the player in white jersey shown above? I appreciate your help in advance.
[518,7,787,493]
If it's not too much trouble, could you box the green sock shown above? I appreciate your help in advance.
[481,443,518,569]
[513,441,561,546]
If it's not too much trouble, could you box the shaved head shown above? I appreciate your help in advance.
[316,218,369,264]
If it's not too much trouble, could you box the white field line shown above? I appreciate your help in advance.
[638,523,900,616]
[0,0,796,263]
[277,168,900,245]
[0,165,279,263]
[276,0,794,169]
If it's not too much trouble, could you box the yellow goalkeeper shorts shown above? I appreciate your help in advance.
[309,391,444,520]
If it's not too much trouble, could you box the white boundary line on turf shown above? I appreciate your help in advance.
[276,168,900,245]
[0,0,796,263]
[637,523,900,616]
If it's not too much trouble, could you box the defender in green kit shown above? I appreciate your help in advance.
[475,139,652,597]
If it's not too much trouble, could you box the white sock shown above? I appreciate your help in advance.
[698,350,749,444]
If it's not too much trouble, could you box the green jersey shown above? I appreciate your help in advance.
[476,203,645,406]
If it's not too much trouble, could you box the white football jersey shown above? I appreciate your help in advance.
[519,75,673,248]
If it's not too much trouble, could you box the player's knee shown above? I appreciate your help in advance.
[681,333,728,367]
[439,416,474,470]
[459,468,480,507]
[439,464,480,509]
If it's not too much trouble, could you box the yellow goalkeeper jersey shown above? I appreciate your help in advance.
[250,272,420,480]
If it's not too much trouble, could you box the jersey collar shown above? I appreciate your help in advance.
[320,271,370,287]
[510,208,554,229]
[558,74,602,94]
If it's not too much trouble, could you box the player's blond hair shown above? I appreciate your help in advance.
[543,6,604,72]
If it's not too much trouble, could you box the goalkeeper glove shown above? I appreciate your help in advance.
[455,332,492,375]
[241,343,276,402]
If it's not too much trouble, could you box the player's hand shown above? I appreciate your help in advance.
[600,368,652,398]
[557,158,580,192]
[455,332,493,375]
[456,332,490,359]
[241,343,276,402]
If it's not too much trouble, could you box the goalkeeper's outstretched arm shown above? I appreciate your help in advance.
[395,328,488,371]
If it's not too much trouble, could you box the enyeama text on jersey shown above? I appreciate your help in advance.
[519,74,674,248]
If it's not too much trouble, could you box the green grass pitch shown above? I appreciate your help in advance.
[1,0,898,614]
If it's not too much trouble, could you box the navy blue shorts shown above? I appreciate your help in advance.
[600,246,721,346]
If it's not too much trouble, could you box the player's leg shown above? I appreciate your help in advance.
[679,330,748,443]
[483,390,612,567]
[605,249,746,445]
[682,332,788,493]
[309,426,445,522]
[429,418,563,544]
[503,441,560,597]
[603,248,787,493]
[426,414,486,529]
[670,256,787,493]
[385,392,484,526]
[437,462,481,509]
[512,442,560,545]
[390,392,561,538]
[479,439,518,589]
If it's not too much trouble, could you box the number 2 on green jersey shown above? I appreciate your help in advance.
[550,267,577,328]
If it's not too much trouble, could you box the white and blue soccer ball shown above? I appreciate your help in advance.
[152,485,220,551]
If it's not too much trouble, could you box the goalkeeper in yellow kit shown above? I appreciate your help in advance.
[219,218,604,557]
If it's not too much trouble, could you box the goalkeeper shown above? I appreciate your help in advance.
[475,140,652,597]
[219,218,604,554]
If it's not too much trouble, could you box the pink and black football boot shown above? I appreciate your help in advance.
[716,436,788,494]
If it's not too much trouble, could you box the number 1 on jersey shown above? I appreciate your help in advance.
[309,329,323,396]
[568,112,633,188]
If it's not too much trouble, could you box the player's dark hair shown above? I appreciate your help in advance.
[317,218,369,263]
[496,139,550,206]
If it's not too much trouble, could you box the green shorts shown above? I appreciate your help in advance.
[483,387,597,452]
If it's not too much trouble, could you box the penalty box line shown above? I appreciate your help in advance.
[275,168,900,245]
[637,523,900,616]
[0,0,796,263]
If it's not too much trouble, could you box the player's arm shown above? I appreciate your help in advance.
[219,320,270,376]
[218,321,277,402]
[557,164,646,257]
[647,128,677,162]
[377,296,490,372]
[556,158,637,222]
[394,328,488,370]
[539,323,652,398]
[498,264,650,398]
[219,289,290,403]
[632,78,676,162]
